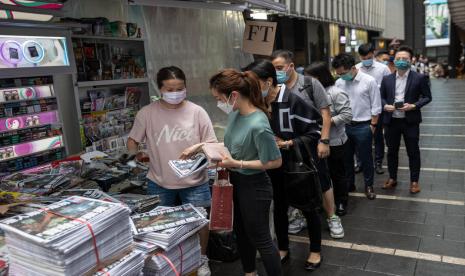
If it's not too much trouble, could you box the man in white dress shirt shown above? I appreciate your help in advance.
[332,53,382,200]
[356,43,391,175]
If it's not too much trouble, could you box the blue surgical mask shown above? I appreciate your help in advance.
[381,60,389,65]
[276,70,289,84]
[362,59,373,67]
[394,60,410,71]
[340,72,354,81]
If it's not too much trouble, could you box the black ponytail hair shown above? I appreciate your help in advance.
[156,66,186,89]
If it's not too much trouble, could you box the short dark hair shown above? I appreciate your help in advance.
[305,62,335,88]
[375,49,389,57]
[331,53,355,70]
[358,43,374,56]
[397,45,413,58]
[242,59,278,87]
[156,66,186,89]
[271,49,294,63]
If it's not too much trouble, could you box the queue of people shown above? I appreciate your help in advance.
[127,43,432,276]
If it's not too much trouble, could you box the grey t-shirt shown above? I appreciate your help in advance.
[288,74,331,112]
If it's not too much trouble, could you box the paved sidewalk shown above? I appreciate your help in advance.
[210,79,465,276]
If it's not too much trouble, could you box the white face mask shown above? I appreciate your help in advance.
[217,94,236,114]
[162,90,186,105]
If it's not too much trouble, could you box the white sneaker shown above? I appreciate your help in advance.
[198,255,211,276]
[327,215,345,239]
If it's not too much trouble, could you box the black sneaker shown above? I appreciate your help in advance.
[375,164,384,174]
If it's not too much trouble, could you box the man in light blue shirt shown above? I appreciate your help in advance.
[356,43,391,175]
[333,53,382,200]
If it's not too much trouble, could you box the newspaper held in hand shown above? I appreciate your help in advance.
[131,203,205,235]
[202,143,231,162]
[168,153,208,178]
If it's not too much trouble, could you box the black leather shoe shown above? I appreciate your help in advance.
[280,252,290,264]
[375,164,384,175]
[304,256,323,271]
[365,186,376,200]
[354,165,362,174]
[336,203,347,216]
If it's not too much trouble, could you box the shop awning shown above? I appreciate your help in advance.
[448,0,465,31]
[128,0,287,12]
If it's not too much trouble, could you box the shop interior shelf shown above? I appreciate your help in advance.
[77,78,149,88]
[72,34,145,42]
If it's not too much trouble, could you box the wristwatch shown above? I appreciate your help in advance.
[319,139,330,145]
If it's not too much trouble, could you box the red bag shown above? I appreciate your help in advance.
[209,169,233,231]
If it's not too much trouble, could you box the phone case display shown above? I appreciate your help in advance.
[0,35,70,68]
[0,135,63,162]
[72,37,146,81]
[0,85,53,102]
[80,86,141,151]
[0,81,65,174]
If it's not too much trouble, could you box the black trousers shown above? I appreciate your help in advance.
[328,143,349,205]
[384,118,421,182]
[267,168,322,253]
[230,171,282,276]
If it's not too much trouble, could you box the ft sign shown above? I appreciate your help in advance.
[243,20,277,56]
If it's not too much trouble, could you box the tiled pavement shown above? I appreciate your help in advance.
[210,79,465,276]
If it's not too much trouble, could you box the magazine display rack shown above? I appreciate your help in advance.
[71,35,150,152]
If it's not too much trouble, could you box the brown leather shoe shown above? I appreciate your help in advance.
[365,186,376,200]
[382,179,398,190]
[410,182,421,194]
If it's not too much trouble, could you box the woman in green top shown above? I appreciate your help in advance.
[210,69,283,276]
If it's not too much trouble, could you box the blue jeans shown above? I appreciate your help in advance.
[147,180,211,208]
[345,123,374,188]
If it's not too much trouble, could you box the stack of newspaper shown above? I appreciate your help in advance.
[93,249,145,276]
[132,204,208,250]
[0,196,133,276]
[112,193,160,213]
[1,173,68,196]
[143,234,201,276]
[168,153,208,178]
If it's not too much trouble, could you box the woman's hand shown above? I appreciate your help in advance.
[179,143,204,160]
[218,155,240,168]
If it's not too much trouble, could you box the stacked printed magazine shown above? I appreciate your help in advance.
[133,205,208,251]
[132,204,208,275]
[143,234,201,276]
[0,196,134,276]
[112,193,160,213]
[93,249,145,276]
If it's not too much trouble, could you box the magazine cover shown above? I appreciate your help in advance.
[0,196,120,244]
[124,87,141,108]
[131,204,205,234]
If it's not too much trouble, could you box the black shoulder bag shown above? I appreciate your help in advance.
[283,137,322,212]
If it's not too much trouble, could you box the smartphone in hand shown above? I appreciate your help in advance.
[394,101,404,109]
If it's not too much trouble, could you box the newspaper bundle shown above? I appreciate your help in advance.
[0,196,133,276]
[143,234,202,276]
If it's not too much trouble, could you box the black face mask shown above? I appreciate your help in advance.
[389,56,395,62]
